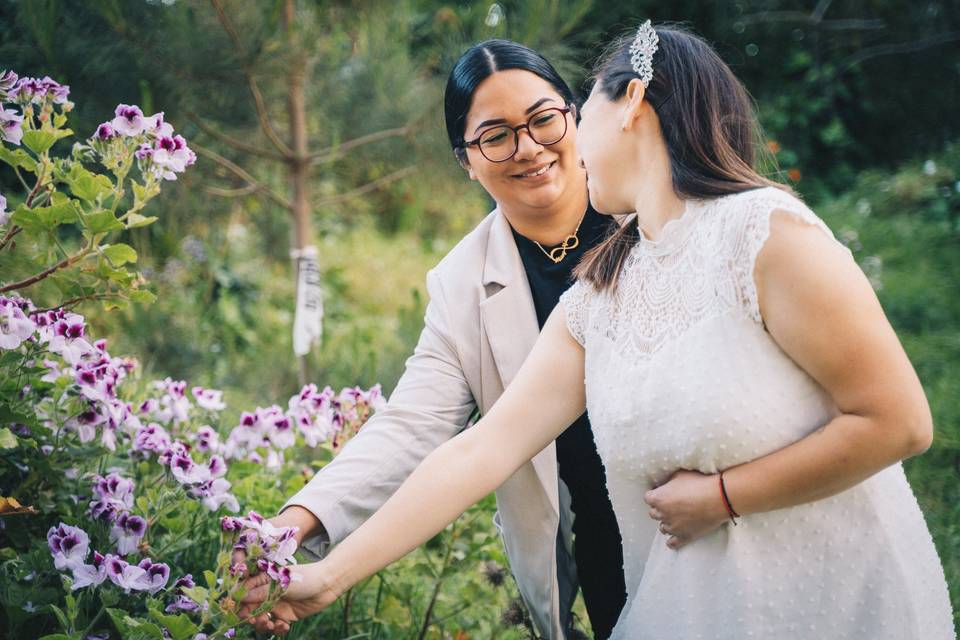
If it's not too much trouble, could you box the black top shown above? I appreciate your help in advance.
[511,206,627,640]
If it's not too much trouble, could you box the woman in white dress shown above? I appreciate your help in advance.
[242,22,955,639]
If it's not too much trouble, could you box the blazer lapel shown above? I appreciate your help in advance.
[479,210,559,514]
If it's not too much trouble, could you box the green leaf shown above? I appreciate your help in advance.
[203,569,217,590]
[22,130,58,155]
[129,289,157,304]
[146,609,199,640]
[35,200,80,230]
[180,585,208,606]
[0,428,17,450]
[38,635,74,640]
[47,603,70,632]
[83,209,124,235]
[125,212,158,229]
[66,166,114,202]
[106,608,165,640]
[102,243,138,266]
[0,146,38,171]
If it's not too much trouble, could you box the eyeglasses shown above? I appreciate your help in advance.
[462,106,572,163]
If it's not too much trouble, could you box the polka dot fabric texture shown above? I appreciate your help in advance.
[560,187,955,639]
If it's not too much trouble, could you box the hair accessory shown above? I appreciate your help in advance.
[629,19,659,87]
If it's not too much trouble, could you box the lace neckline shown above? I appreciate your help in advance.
[635,198,703,257]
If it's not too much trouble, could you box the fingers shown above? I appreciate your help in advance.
[239,573,272,604]
[648,507,662,520]
[667,535,683,550]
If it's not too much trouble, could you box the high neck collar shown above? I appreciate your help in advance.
[635,198,701,257]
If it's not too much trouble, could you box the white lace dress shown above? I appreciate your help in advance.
[560,187,955,639]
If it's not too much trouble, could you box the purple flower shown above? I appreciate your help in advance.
[220,516,244,532]
[94,123,116,141]
[0,296,37,349]
[169,448,212,485]
[187,477,239,512]
[88,473,135,522]
[47,523,90,571]
[166,574,201,612]
[0,70,18,100]
[70,550,107,590]
[144,112,174,138]
[104,554,147,593]
[111,104,145,137]
[135,142,154,161]
[109,513,147,555]
[192,387,226,411]
[133,422,171,456]
[136,558,170,594]
[192,425,220,453]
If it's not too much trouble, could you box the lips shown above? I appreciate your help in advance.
[513,161,556,179]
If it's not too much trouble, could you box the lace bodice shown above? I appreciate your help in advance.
[562,186,841,358]
[559,186,955,639]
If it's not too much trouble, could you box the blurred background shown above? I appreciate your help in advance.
[1,0,958,636]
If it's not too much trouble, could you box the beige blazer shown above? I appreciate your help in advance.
[284,207,578,638]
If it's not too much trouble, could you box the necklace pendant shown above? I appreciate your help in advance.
[563,234,580,251]
[548,246,566,263]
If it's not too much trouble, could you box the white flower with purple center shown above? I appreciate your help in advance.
[88,472,135,522]
[192,387,226,412]
[169,446,212,485]
[192,425,221,453]
[104,554,147,592]
[111,104,145,137]
[166,574,201,612]
[70,550,107,590]
[136,557,170,594]
[47,523,90,571]
[0,105,24,145]
[188,477,239,512]
[144,112,174,138]
[132,422,172,456]
[109,512,147,555]
[0,70,18,100]
[94,122,116,141]
[0,296,37,350]
[0,192,7,226]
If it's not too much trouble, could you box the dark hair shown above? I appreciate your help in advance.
[444,40,576,164]
[575,24,788,291]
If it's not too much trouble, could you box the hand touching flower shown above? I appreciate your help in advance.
[238,561,341,636]
[644,469,732,550]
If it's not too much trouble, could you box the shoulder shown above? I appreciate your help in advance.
[430,208,499,285]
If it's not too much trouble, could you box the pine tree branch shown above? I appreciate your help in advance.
[185,109,287,161]
[208,0,292,156]
[839,31,960,71]
[312,166,417,208]
[192,143,291,210]
[309,126,412,165]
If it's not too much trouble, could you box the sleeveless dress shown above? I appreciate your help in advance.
[560,187,955,639]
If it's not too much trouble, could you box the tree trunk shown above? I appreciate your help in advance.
[284,0,312,386]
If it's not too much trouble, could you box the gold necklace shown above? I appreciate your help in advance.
[534,210,587,264]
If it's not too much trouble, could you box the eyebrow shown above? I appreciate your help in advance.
[472,97,558,134]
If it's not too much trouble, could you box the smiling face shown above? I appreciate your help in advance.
[461,69,584,218]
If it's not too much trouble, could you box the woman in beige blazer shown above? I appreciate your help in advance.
[265,40,625,639]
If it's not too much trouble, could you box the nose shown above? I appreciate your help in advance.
[513,128,544,162]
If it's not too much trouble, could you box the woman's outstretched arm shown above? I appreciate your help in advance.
[240,307,586,634]
[645,210,933,549]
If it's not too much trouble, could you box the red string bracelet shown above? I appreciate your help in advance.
[718,471,740,525]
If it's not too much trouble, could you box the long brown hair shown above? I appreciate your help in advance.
[575,24,789,291]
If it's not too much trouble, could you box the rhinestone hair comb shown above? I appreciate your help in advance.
[629,20,659,87]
